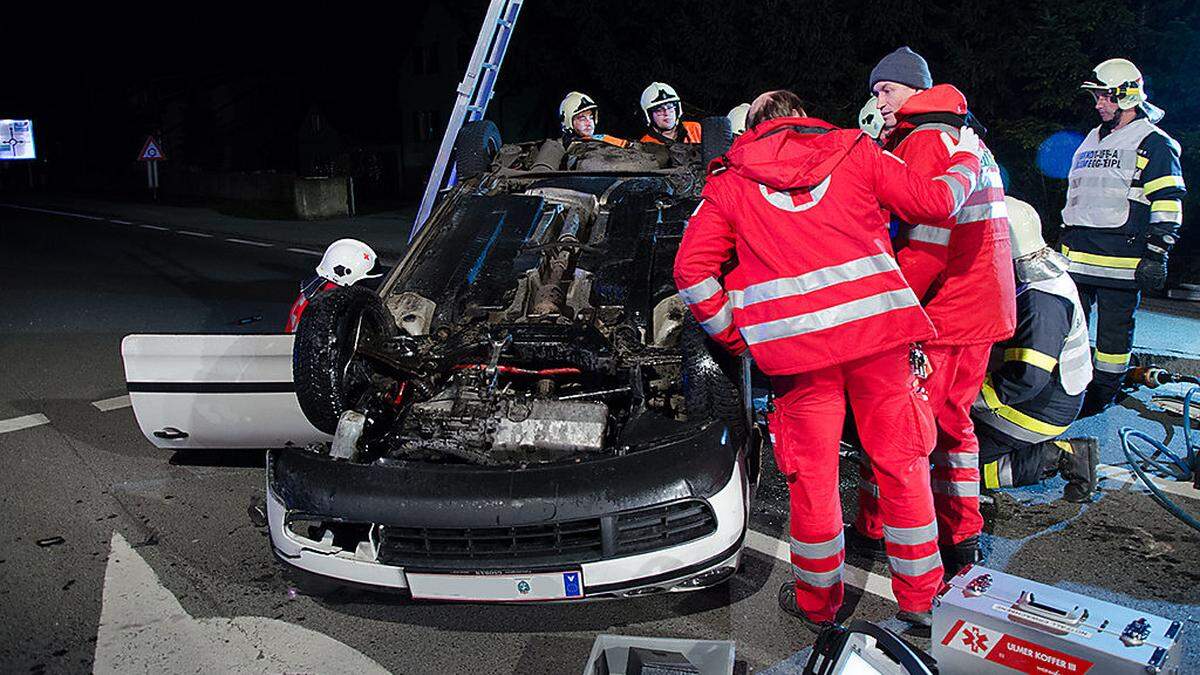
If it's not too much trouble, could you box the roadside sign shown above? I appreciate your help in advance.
[0,119,36,160]
[138,136,165,161]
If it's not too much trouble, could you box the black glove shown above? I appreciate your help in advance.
[1135,251,1168,291]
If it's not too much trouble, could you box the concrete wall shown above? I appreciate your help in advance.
[162,170,348,219]
[294,177,349,220]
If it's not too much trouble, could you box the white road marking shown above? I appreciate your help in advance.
[0,413,51,435]
[1098,462,1200,501]
[110,219,133,225]
[287,247,322,256]
[92,395,132,412]
[744,529,896,602]
[2,204,107,220]
[139,224,170,231]
[225,237,273,248]
[95,532,389,674]
[177,230,214,238]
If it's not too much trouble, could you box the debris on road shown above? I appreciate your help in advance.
[36,536,66,548]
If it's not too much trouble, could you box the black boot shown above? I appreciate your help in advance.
[843,524,888,563]
[1056,437,1099,503]
[777,582,835,634]
[896,609,933,635]
[941,535,981,579]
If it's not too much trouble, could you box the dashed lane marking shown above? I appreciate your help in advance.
[0,413,51,435]
[1,204,106,220]
[1099,462,1199,501]
[287,247,323,256]
[177,230,214,238]
[92,395,132,412]
[225,238,273,248]
[139,224,170,231]
[744,528,896,602]
[110,219,134,225]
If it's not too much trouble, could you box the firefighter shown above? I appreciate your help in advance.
[674,89,984,630]
[727,103,751,137]
[558,91,630,148]
[1061,59,1186,417]
[974,198,1099,502]
[639,82,702,145]
[285,239,383,333]
[850,47,1017,577]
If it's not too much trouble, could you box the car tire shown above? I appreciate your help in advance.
[700,116,734,168]
[293,286,396,434]
[453,120,502,180]
[681,313,745,437]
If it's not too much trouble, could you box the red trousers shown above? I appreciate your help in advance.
[770,345,941,619]
[855,343,990,547]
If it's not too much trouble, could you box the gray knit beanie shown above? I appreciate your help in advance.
[869,47,933,91]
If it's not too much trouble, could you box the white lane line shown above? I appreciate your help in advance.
[225,237,273,248]
[1098,463,1200,501]
[92,395,132,412]
[0,413,51,435]
[744,529,896,602]
[110,219,134,225]
[2,204,107,220]
[177,230,214,238]
[287,247,322,256]
[139,224,170,231]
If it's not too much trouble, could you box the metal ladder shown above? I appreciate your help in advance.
[409,0,524,242]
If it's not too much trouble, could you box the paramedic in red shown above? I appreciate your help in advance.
[674,90,984,630]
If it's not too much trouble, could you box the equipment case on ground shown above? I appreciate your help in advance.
[932,564,1184,674]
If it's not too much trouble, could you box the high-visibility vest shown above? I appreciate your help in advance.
[1061,118,1157,229]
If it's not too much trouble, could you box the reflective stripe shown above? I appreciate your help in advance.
[998,456,1015,488]
[1136,155,1149,170]
[1063,247,1141,269]
[729,254,897,309]
[1067,260,1137,281]
[935,174,967,211]
[1069,176,1132,191]
[908,224,951,246]
[931,451,978,469]
[700,301,734,335]
[678,277,722,306]
[790,532,844,559]
[888,551,942,577]
[1143,175,1185,195]
[882,521,937,546]
[792,562,843,588]
[982,461,1001,489]
[1094,352,1130,374]
[947,162,978,192]
[1095,350,1131,365]
[957,199,1008,223]
[739,289,920,345]
[1004,348,1058,372]
[931,479,981,498]
[1150,210,1182,225]
[979,380,1070,438]
[1151,200,1182,212]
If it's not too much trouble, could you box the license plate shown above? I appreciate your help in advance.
[407,569,584,602]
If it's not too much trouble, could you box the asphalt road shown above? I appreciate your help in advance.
[1,208,1198,673]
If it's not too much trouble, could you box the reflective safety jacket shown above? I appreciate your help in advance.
[886,85,1016,346]
[641,120,702,145]
[673,116,981,375]
[1060,116,1186,289]
[565,132,631,149]
[971,273,1092,445]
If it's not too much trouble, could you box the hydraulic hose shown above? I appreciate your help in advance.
[1118,386,1200,532]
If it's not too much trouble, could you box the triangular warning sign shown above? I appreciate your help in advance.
[138,136,165,161]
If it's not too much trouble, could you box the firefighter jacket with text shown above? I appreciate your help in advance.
[673,116,981,376]
[886,85,1016,346]
[971,273,1093,445]
[1060,115,1186,289]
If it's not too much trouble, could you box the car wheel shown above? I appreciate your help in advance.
[700,116,734,167]
[293,286,396,434]
[681,313,745,438]
[453,120,502,180]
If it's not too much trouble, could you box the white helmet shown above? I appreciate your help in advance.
[640,82,682,126]
[1005,197,1069,282]
[858,97,884,139]
[315,238,382,286]
[727,103,751,136]
[1081,58,1163,121]
[559,91,599,133]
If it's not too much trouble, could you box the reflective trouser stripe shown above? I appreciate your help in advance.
[792,562,843,588]
[931,451,978,469]
[888,551,942,577]
[931,479,981,497]
[728,254,898,309]
[678,276,722,305]
[982,460,1001,489]
[739,289,920,345]
[1094,349,1131,373]
[882,521,938,546]
[699,301,733,335]
[908,224,951,246]
[977,380,1069,441]
[790,532,844,559]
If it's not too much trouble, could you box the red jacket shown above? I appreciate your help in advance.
[886,85,1016,346]
[673,116,981,376]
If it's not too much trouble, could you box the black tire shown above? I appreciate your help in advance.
[700,116,734,167]
[453,120,502,179]
[681,313,745,436]
[293,286,396,434]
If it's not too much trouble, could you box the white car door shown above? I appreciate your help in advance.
[122,334,329,449]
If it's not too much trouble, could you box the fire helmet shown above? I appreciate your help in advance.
[727,103,751,136]
[640,82,682,126]
[315,238,383,286]
[559,91,599,133]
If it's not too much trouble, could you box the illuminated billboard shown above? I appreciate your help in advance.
[0,120,36,160]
